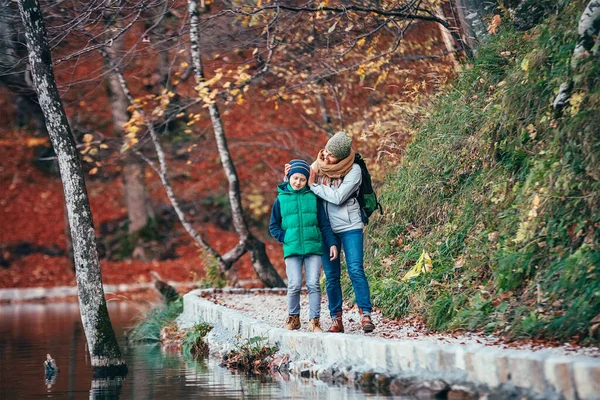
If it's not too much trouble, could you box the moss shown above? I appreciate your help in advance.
[93,302,124,361]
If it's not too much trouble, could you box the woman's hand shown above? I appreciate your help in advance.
[308,167,317,186]
[329,245,338,261]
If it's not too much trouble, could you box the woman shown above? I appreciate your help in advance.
[291,131,375,333]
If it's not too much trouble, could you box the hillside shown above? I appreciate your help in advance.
[360,1,600,343]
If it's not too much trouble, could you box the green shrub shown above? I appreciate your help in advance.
[128,299,184,342]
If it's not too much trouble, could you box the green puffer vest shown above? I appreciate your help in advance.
[277,183,323,258]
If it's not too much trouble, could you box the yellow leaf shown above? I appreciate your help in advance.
[487,14,501,35]
[26,137,49,147]
[327,21,338,34]
[526,124,537,139]
[402,251,433,281]
[521,58,529,71]
[89,167,98,175]
[569,92,585,116]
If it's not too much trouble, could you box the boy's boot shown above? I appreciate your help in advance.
[285,314,301,330]
[327,312,344,333]
[308,318,323,333]
[359,310,375,333]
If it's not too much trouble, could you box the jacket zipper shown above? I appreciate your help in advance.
[297,194,304,253]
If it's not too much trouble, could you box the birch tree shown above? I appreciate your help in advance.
[188,0,285,288]
[554,0,600,110]
[17,0,127,375]
[102,3,155,259]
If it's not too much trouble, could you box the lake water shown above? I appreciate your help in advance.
[0,302,396,399]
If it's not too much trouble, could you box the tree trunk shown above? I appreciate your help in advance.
[17,0,127,376]
[103,4,154,259]
[109,65,229,270]
[451,0,499,50]
[554,0,600,110]
[0,0,47,134]
[189,0,285,288]
[144,2,171,91]
[574,0,600,60]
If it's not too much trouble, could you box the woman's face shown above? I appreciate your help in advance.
[323,148,341,165]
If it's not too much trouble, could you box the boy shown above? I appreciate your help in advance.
[269,159,338,332]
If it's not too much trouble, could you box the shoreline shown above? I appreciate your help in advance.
[178,288,600,400]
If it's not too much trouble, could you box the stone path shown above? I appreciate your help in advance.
[179,288,600,400]
[207,290,600,359]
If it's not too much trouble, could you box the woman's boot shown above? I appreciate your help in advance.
[359,310,375,333]
[328,312,344,333]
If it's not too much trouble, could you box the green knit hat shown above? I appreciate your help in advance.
[325,131,352,159]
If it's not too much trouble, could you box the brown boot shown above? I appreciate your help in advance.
[284,314,301,330]
[328,312,344,333]
[359,310,375,333]
[308,318,324,333]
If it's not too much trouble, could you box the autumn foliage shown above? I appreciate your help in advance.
[0,0,457,288]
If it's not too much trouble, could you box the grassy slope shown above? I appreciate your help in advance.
[358,1,600,343]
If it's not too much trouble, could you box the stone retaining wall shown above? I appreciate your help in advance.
[180,289,600,400]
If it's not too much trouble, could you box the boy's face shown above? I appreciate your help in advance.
[289,173,307,190]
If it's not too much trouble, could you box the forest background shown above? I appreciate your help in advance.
[1,0,598,343]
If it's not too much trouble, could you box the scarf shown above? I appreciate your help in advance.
[312,148,355,187]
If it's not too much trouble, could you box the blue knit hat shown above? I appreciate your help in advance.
[287,159,310,180]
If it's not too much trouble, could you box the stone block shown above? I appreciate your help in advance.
[388,341,416,373]
[341,336,365,365]
[267,327,284,347]
[495,354,510,384]
[361,338,390,371]
[414,341,442,373]
[506,352,547,394]
[544,357,576,400]
[321,333,348,361]
[470,348,501,388]
[573,358,600,400]
[439,348,456,372]
[448,384,477,399]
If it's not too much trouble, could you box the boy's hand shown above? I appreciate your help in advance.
[309,167,317,186]
[329,245,338,261]
[284,164,291,176]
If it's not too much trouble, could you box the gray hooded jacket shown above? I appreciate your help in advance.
[310,163,363,233]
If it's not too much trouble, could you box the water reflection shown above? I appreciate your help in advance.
[0,302,396,399]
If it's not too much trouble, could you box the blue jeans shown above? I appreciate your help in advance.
[322,228,372,317]
[285,254,322,319]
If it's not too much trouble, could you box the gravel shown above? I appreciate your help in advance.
[206,292,600,358]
